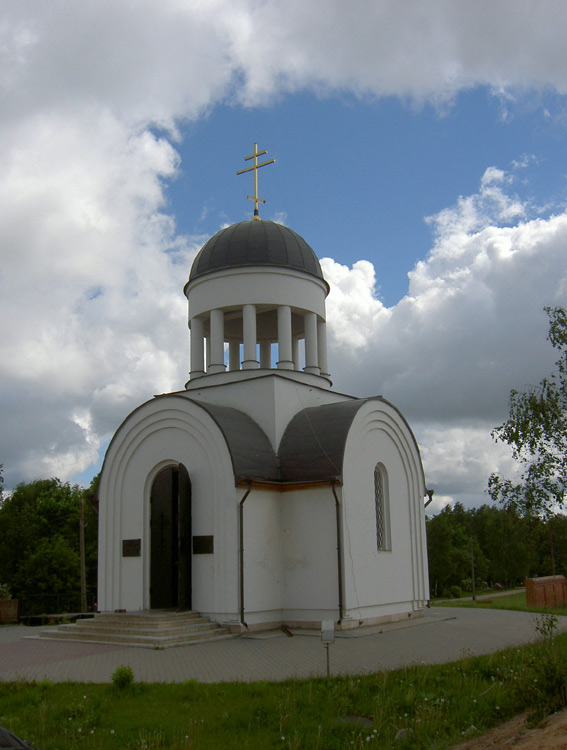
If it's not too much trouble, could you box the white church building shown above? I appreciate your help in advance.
[98,171,429,632]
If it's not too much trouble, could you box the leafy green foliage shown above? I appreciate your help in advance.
[426,503,542,594]
[426,503,474,595]
[3,634,567,749]
[14,535,80,608]
[112,665,135,691]
[541,514,567,575]
[435,590,567,615]
[0,474,99,614]
[490,306,567,517]
[514,614,567,723]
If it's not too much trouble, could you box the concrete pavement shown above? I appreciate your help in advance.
[0,607,563,684]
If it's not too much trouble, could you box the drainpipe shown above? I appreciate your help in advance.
[331,480,344,622]
[424,488,434,509]
[239,481,252,628]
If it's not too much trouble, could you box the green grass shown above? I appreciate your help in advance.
[2,627,567,749]
[434,591,567,617]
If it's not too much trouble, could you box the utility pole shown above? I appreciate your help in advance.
[79,497,87,612]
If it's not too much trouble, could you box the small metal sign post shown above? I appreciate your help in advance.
[321,619,335,677]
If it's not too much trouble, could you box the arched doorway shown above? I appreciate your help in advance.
[150,464,192,609]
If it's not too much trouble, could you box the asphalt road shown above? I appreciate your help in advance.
[0,606,561,683]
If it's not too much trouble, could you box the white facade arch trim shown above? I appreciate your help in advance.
[98,396,237,615]
[340,400,428,622]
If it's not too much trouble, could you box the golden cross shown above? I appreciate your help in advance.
[236,142,275,220]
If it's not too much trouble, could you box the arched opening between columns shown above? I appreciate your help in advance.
[190,306,329,378]
[150,464,192,609]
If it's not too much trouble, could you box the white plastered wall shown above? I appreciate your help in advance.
[187,267,327,320]
[98,391,428,628]
[239,486,283,625]
[281,486,339,624]
[340,400,429,625]
[187,374,351,452]
[97,396,239,617]
[239,485,340,627]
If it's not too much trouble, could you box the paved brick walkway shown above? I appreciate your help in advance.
[0,607,563,684]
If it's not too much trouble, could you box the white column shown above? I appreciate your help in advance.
[317,319,330,378]
[229,341,240,371]
[189,316,205,379]
[292,337,300,371]
[304,312,320,375]
[208,308,226,374]
[205,335,210,373]
[259,341,271,369]
[242,304,259,369]
[277,305,294,369]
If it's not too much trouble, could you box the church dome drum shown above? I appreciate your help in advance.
[188,221,327,284]
[185,219,330,384]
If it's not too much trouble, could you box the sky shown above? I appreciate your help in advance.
[2,1,567,514]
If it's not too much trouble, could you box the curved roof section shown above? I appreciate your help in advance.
[100,394,281,484]
[194,397,391,484]
[278,399,373,482]
[188,220,325,284]
[104,393,419,486]
[195,400,280,482]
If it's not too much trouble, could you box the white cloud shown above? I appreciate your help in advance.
[3,1,567,126]
[231,0,567,104]
[324,169,567,506]
[322,259,390,350]
[417,424,519,514]
[0,106,203,486]
[2,0,567,499]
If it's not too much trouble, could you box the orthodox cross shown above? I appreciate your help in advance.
[236,142,275,220]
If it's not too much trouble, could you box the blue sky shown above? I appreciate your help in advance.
[171,88,567,306]
[2,1,567,512]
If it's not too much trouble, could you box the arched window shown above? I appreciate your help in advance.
[374,463,391,551]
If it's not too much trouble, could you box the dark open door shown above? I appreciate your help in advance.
[150,464,192,609]
[177,464,192,609]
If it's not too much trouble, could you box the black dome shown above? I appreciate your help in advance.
[188,221,325,283]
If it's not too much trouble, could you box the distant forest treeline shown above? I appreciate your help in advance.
[0,475,98,616]
[427,502,567,597]
[1,472,565,614]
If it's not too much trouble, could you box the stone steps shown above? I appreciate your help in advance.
[37,610,233,648]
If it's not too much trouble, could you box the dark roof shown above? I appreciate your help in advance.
[106,393,411,486]
[199,398,380,484]
[196,401,281,482]
[188,221,325,284]
[196,398,380,484]
[278,399,372,482]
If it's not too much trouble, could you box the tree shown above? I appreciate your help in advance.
[14,535,81,614]
[426,503,474,595]
[538,514,567,577]
[0,476,99,614]
[489,307,567,517]
[426,502,565,593]
[483,508,530,585]
[468,504,530,585]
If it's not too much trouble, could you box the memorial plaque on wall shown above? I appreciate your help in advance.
[122,538,141,557]
[193,535,214,554]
